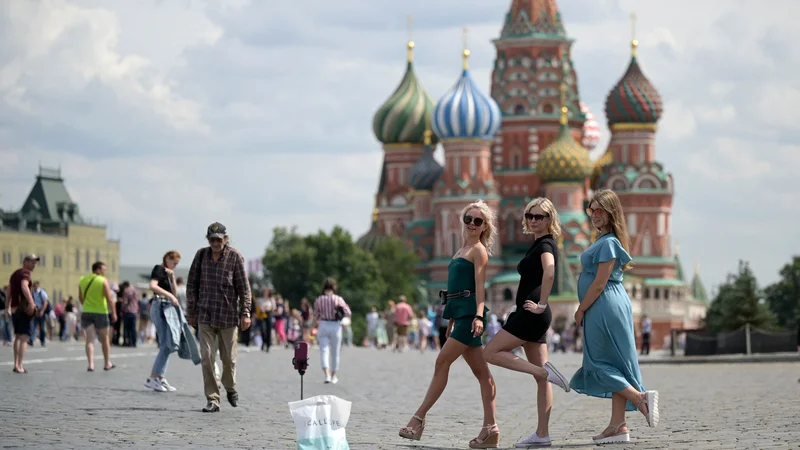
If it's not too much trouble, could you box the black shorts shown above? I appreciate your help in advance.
[503,286,551,344]
[81,313,110,330]
[12,309,33,336]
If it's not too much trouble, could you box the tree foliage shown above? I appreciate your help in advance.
[703,260,776,333]
[764,256,800,330]
[262,226,420,344]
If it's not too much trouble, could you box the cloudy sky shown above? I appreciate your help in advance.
[1,0,797,292]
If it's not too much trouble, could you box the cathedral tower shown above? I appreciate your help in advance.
[371,20,437,238]
[490,0,589,252]
[429,30,502,280]
[596,14,675,280]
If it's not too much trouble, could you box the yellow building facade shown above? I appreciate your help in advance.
[0,168,120,303]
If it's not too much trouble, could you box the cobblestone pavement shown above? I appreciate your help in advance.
[1,342,798,449]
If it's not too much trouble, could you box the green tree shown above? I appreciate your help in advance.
[370,236,422,305]
[262,226,410,345]
[764,256,800,330]
[703,260,776,333]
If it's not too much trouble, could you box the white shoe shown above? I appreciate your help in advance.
[160,378,177,392]
[544,362,570,392]
[516,432,552,447]
[331,375,338,385]
[145,378,167,392]
[324,374,331,384]
[643,390,660,428]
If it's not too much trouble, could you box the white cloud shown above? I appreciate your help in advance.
[1,0,798,292]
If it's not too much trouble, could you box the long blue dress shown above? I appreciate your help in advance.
[569,233,644,411]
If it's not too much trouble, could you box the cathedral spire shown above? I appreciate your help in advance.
[501,0,567,40]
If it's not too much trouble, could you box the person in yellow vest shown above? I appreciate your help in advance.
[79,261,118,371]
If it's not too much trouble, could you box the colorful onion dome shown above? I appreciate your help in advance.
[372,42,438,145]
[590,147,613,189]
[580,102,600,150]
[409,130,443,191]
[538,85,592,183]
[604,40,663,126]
[357,208,387,253]
[431,48,502,140]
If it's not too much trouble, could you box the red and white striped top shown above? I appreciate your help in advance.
[313,293,351,322]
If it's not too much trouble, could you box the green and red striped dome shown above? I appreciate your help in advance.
[604,56,663,126]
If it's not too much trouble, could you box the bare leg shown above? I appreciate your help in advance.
[462,346,498,442]
[403,338,467,430]
[482,329,548,379]
[84,326,96,370]
[522,342,552,438]
[96,327,113,369]
[14,334,28,371]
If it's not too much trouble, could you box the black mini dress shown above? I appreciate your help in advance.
[502,234,556,344]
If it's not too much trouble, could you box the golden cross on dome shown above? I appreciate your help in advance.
[559,83,568,125]
[630,12,638,57]
[407,14,415,62]
[462,27,471,70]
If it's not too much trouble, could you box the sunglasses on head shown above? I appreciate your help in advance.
[463,215,484,226]
[585,207,605,218]
[524,213,550,222]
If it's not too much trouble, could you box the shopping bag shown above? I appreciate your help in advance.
[288,395,352,450]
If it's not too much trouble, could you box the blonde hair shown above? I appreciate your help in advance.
[460,200,497,256]
[590,189,633,271]
[521,197,562,237]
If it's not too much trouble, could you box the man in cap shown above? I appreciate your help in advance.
[6,254,39,373]
[186,222,252,412]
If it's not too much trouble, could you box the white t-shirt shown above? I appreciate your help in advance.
[418,317,432,335]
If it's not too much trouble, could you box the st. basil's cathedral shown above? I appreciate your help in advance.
[357,0,708,349]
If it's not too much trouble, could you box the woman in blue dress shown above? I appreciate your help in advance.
[399,200,500,449]
[570,189,660,444]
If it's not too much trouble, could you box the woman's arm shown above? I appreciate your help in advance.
[578,260,615,312]
[150,279,177,304]
[473,246,489,317]
[538,252,555,306]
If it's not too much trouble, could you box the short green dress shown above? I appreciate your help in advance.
[442,257,489,347]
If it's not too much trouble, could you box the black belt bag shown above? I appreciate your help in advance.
[438,290,472,305]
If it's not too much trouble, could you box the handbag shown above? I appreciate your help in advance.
[334,306,346,322]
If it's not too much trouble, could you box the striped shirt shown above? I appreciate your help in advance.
[186,245,252,329]
[313,293,351,322]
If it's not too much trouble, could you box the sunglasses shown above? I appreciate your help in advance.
[463,215,484,227]
[585,207,605,218]
[524,213,550,222]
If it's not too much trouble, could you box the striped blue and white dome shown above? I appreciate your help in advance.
[432,69,502,140]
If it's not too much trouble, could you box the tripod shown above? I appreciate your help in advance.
[293,357,308,400]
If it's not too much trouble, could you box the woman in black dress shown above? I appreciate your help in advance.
[482,197,571,448]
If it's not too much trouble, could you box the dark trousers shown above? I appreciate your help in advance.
[641,332,651,355]
[29,315,46,345]
[123,313,138,347]
[262,317,272,351]
[438,326,448,348]
[240,326,251,347]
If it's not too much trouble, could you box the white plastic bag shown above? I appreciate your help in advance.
[288,395,352,450]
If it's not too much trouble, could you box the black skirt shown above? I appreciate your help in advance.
[503,286,552,344]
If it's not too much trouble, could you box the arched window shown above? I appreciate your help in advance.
[503,288,513,301]
[514,104,525,115]
[542,104,554,114]
[507,216,516,243]
[513,154,520,169]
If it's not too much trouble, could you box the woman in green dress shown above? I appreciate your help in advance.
[399,200,500,449]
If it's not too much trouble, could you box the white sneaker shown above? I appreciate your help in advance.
[331,375,338,385]
[145,378,167,392]
[324,374,332,384]
[160,378,177,392]
[516,432,552,447]
[544,362,570,392]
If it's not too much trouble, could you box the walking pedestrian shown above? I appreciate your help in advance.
[570,189,660,444]
[79,261,117,372]
[7,254,39,373]
[144,250,192,392]
[29,281,49,347]
[0,285,11,346]
[313,278,352,384]
[399,200,499,448]
[640,314,652,356]
[482,197,571,448]
[120,282,139,347]
[186,222,252,413]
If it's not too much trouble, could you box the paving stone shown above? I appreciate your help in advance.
[0,343,798,449]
